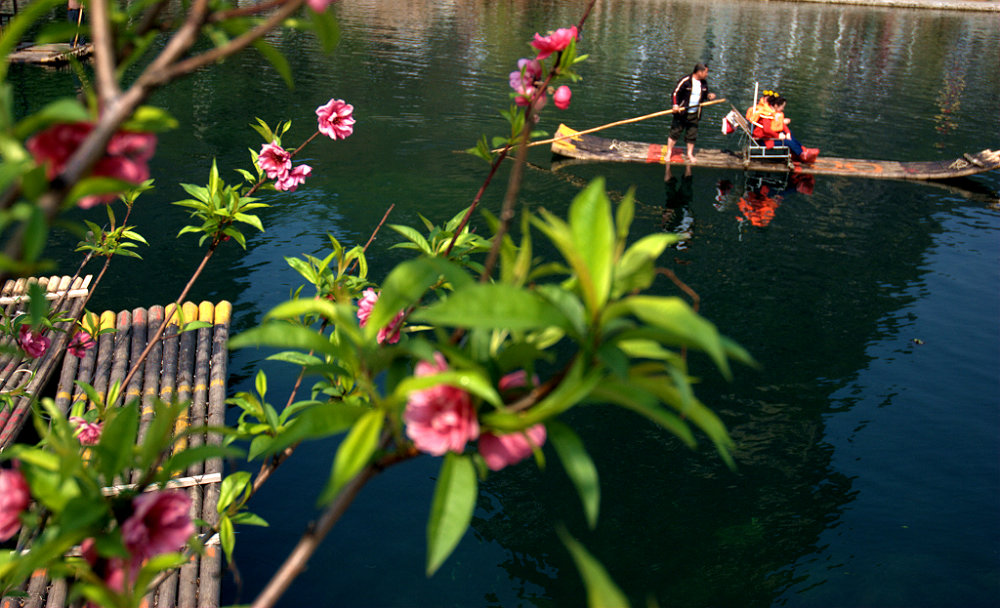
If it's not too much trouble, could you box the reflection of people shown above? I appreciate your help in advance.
[746,93,819,163]
[663,164,694,249]
[736,172,814,228]
[665,63,717,168]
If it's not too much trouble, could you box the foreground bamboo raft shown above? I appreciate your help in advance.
[1,300,232,608]
[0,275,93,448]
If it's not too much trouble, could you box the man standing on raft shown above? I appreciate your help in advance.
[666,62,716,169]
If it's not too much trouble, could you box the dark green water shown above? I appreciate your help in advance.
[9,0,1000,606]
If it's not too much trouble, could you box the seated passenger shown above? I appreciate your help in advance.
[745,93,819,163]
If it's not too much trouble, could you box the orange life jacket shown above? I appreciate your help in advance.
[746,99,787,139]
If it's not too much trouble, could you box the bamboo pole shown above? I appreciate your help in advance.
[492,98,727,152]
[177,301,203,608]
[22,568,48,608]
[155,304,181,608]
[90,310,116,410]
[134,306,163,483]
[126,307,147,407]
[199,300,229,608]
[43,578,67,608]
[109,310,132,402]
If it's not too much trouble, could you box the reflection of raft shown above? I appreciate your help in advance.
[550,124,1000,181]
[8,42,92,64]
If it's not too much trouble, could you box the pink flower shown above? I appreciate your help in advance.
[0,468,30,542]
[257,142,292,180]
[316,98,355,140]
[553,85,572,110]
[530,25,578,60]
[121,490,194,563]
[18,325,50,358]
[274,164,312,192]
[70,417,103,445]
[307,0,336,11]
[509,58,544,107]
[68,331,96,358]
[403,352,479,455]
[26,123,156,209]
[479,424,547,471]
[356,288,405,344]
[81,538,129,598]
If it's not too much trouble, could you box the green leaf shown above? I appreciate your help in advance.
[569,178,615,313]
[395,369,501,408]
[27,281,49,325]
[252,39,293,89]
[267,350,323,367]
[611,233,677,298]
[589,380,696,449]
[122,105,179,133]
[230,511,269,527]
[368,256,473,341]
[616,296,731,379]
[412,284,571,331]
[557,526,630,608]
[388,224,433,254]
[218,471,252,513]
[229,322,338,357]
[426,453,477,576]
[95,402,139,481]
[310,9,341,53]
[548,421,600,529]
[322,409,383,503]
[265,298,339,322]
[268,401,365,456]
[220,514,235,563]
[162,444,244,478]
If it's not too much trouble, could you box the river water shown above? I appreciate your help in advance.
[8,0,1000,606]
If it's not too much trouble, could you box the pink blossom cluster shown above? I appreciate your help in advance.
[257,142,312,192]
[26,122,156,209]
[17,325,50,359]
[509,58,544,108]
[0,468,30,542]
[70,416,103,445]
[509,25,579,111]
[256,98,354,192]
[356,288,405,344]
[68,330,96,358]
[83,490,194,595]
[403,355,547,470]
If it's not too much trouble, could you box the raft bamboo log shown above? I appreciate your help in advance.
[177,301,205,607]
[89,310,117,411]
[492,98,728,152]
[199,301,230,608]
[134,305,164,481]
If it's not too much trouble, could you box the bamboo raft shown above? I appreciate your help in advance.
[0,275,93,448]
[550,124,1000,181]
[0,300,232,608]
[7,43,93,65]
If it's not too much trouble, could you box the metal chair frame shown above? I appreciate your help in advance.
[728,105,793,169]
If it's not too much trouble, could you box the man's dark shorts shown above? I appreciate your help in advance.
[669,113,700,143]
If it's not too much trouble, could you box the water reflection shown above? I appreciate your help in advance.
[663,164,694,249]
